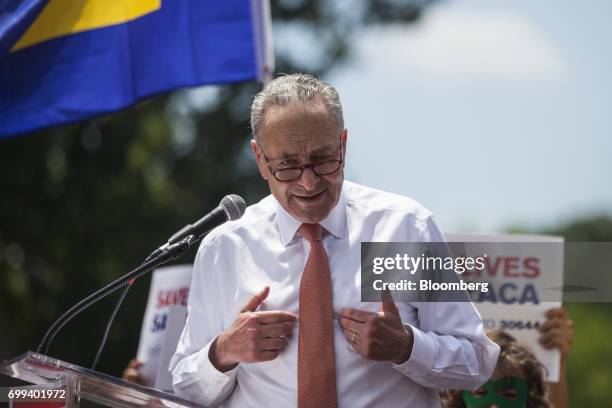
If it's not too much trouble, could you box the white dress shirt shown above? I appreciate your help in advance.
[170,180,500,407]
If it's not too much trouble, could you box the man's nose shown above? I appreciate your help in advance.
[298,167,319,190]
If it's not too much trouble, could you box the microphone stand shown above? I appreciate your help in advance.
[37,234,198,356]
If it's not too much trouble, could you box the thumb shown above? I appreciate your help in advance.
[380,289,399,316]
[241,286,270,313]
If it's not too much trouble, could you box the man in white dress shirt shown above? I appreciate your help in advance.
[170,74,499,407]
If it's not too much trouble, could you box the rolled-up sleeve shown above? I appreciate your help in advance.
[169,243,237,406]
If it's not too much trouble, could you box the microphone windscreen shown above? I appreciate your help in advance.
[220,194,246,221]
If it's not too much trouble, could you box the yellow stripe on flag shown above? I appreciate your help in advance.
[11,0,161,52]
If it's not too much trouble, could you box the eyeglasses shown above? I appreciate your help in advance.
[257,140,344,182]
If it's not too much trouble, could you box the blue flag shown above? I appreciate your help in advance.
[0,0,273,139]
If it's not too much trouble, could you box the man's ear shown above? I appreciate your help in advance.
[341,128,348,157]
[250,139,268,180]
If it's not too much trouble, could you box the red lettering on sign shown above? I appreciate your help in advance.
[480,257,541,279]
[504,257,520,277]
[156,287,190,308]
[523,257,541,278]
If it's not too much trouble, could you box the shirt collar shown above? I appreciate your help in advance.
[275,185,347,246]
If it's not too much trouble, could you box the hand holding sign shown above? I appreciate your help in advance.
[539,307,574,361]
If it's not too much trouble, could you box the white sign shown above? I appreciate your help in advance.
[155,305,188,391]
[446,233,564,382]
[136,265,192,386]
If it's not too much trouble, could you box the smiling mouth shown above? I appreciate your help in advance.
[295,190,325,201]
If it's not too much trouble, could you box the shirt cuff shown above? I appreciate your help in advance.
[392,324,436,377]
[195,336,238,395]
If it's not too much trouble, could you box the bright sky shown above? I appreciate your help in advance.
[326,0,612,233]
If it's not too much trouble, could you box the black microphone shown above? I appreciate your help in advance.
[169,194,246,243]
[146,194,246,261]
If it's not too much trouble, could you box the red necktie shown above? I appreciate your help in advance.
[297,223,338,408]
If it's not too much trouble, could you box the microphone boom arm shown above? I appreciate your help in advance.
[37,234,199,356]
[37,194,246,356]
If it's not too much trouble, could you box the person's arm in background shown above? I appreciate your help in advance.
[540,307,573,408]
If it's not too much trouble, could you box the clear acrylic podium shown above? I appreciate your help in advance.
[0,351,204,407]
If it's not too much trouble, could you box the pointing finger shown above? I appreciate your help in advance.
[257,311,298,324]
[259,322,295,338]
[340,307,376,323]
[338,316,363,333]
[381,289,399,315]
[241,286,270,313]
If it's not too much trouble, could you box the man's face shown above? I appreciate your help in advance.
[251,101,347,224]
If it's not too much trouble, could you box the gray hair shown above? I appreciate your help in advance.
[250,73,344,142]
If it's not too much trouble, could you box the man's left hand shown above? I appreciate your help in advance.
[338,296,413,365]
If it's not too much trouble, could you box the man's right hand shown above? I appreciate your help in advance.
[209,286,297,372]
